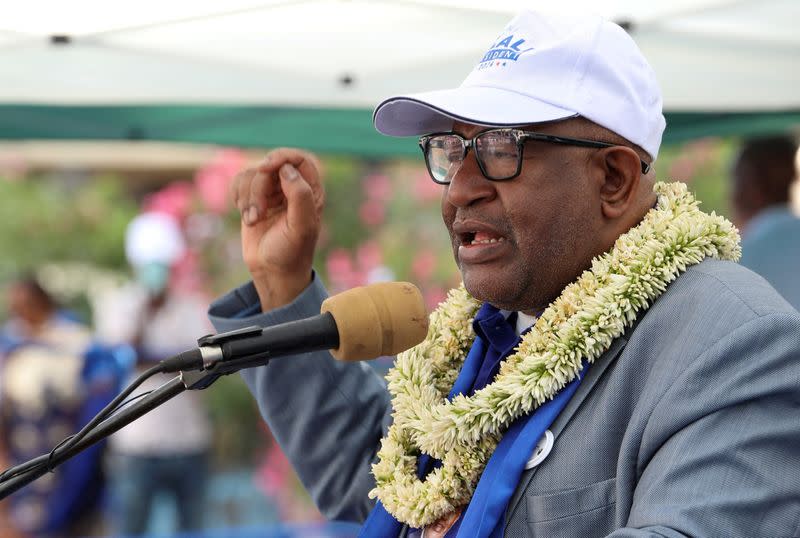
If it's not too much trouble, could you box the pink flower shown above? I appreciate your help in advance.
[212,148,248,177]
[326,249,354,275]
[359,200,386,226]
[256,442,291,495]
[326,249,364,291]
[412,169,442,203]
[195,169,229,214]
[424,286,448,311]
[0,154,28,181]
[411,249,437,281]
[363,173,393,202]
[668,138,721,184]
[143,181,195,220]
[356,241,383,272]
[668,157,697,183]
[171,251,206,293]
[195,149,246,214]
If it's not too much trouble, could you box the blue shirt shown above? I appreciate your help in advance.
[740,206,800,310]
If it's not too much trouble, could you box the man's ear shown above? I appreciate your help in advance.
[597,146,643,220]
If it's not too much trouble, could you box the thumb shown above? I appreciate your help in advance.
[279,163,318,240]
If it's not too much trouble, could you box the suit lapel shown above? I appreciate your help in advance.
[504,335,629,522]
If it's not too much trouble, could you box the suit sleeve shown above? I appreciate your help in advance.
[208,274,392,523]
[607,313,800,537]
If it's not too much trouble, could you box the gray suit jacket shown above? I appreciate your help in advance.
[209,260,800,537]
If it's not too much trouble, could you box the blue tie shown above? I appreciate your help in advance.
[471,308,520,394]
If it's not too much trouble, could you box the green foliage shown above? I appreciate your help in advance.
[205,374,265,466]
[0,173,138,283]
[320,156,367,250]
[655,138,736,217]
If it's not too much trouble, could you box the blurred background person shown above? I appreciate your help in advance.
[731,135,800,309]
[0,275,118,537]
[94,211,213,535]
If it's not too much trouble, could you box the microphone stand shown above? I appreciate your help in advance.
[0,344,273,500]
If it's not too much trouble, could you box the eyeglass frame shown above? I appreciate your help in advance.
[418,128,651,185]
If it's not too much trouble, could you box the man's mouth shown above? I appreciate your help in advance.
[455,225,511,265]
[460,230,507,246]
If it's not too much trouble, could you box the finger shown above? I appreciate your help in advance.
[258,148,324,214]
[256,148,311,174]
[294,154,325,211]
[248,166,282,224]
[232,168,256,219]
[258,149,320,187]
[307,154,326,212]
[279,163,318,242]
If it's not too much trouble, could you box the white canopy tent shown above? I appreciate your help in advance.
[1,0,797,155]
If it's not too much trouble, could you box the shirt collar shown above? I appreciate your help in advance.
[474,303,537,337]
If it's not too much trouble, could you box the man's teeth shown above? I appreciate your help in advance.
[469,236,505,245]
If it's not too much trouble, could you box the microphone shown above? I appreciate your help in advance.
[160,282,429,374]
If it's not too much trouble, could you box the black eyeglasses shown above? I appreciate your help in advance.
[418,128,651,185]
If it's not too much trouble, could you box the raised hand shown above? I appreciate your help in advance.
[231,148,325,311]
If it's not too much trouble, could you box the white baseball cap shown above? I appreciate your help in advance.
[373,10,666,160]
[125,212,186,268]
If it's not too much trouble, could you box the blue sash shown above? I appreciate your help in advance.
[359,333,587,537]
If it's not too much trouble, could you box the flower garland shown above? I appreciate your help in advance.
[369,182,741,528]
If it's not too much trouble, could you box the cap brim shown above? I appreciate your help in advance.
[373,86,577,137]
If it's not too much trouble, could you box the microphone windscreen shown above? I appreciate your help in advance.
[320,282,429,361]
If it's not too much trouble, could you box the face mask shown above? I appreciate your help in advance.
[135,262,170,294]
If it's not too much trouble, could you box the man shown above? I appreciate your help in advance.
[209,11,800,537]
[731,135,800,309]
[95,212,212,535]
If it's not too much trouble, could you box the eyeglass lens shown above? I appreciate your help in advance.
[475,131,519,180]
[426,131,520,183]
[427,135,465,184]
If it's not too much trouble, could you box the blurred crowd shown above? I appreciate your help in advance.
[1,134,798,537]
[0,158,323,537]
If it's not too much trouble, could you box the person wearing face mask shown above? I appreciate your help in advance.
[208,11,800,538]
[94,212,212,535]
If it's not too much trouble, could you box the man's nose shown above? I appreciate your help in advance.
[444,154,497,208]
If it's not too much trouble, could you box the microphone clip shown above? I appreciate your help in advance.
[197,325,263,346]
[195,326,268,372]
[161,326,265,375]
